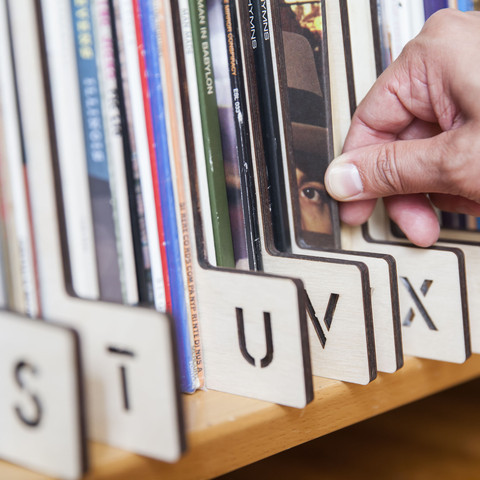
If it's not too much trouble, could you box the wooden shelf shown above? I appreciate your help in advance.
[219,377,480,479]
[2,355,480,480]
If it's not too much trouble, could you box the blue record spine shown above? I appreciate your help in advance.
[70,0,122,302]
[138,0,197,393]
[423,0,449,19]
[71,0,109,182]
[457,0,474,10]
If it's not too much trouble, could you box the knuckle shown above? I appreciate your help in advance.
[440,130,480,191]
[417,9,464,57]
[424,8,458,30]
[398,39,417,58]
[368,143,405,195]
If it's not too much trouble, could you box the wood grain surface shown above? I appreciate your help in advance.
[2,355,480,479]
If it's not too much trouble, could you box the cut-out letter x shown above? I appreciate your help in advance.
[401,277,437,331]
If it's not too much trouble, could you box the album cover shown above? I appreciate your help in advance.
[270,0,340,251]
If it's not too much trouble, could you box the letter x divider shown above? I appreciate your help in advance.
[368,202,480,356]
[350,202,471,363]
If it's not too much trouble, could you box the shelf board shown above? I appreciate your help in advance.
[2,355,480,480]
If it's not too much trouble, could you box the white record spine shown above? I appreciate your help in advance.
[408,0,426,39]
[0,0,40,316]
[40,0,100,300]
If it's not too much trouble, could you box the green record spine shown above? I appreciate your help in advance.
[188,0,235,268]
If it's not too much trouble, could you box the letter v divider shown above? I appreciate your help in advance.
[12,0,185,462]
[234,0,377,385]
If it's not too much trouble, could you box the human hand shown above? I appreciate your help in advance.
[324,9,480,247]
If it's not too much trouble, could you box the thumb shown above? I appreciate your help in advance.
[325,134,452,201]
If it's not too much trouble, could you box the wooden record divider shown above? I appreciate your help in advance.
[305,0,402,375]
[330,0,472,365]
[366,202,480,355]
[345,207,471,364]
[250,0,403,376]
[162,0,310,408]
[286,227,403,374]
[10,0,185,466]
[436,229,480,354]
[233,0,378,386]
[171,0,376,396]
[0,311,86,480]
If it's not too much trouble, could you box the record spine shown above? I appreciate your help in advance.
[423,0,449,19]
[177,0,217,266]
[156,0,203,390]
[249,0,291,254]
[140,0,198,392]
[0,0,40,316]
[114,0,167,311]
[39,0,100,301]
[188,0,236,268]
[132,0,172,312]
[70,0,123,302]
[93,0,139,305]
[221,0,262,270]
[108,0,155,305]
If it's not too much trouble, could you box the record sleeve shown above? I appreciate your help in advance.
[268,0,341,252]
[208,0,262,270]
[0,1,40,316]
[39,0,100,301]
[140,0,200,392]
[156,0,204,390]
[70,0,123,303]
[108,0,155,305]
[113,0,167,311]
[248,0,291,253]
[93,0,139,305]
[175,0,217,266]
[132,0,172,312]
[187,0,236,268]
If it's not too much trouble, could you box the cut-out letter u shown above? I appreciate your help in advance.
[236,308,274,368]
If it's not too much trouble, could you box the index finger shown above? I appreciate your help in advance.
[343,52,434,152]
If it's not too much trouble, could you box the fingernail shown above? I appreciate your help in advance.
[325,162,363,200]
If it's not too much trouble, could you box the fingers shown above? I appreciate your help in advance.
[397,118,442,142]
[324,9,480,247]
[343,50,438,153]
[384,194,440,247]
[338,199,377,226]
[429,193,480,216]
[325,132,453,201]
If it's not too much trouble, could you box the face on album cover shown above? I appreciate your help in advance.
[279,1,340,250]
